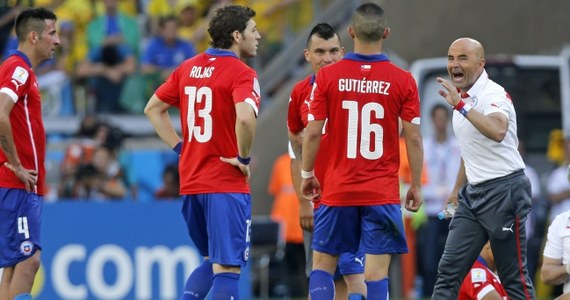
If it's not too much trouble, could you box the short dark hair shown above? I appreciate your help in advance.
[15,7,57,42]
[351,3,386,43]
[306,23,339,48]
[208,5,255,49]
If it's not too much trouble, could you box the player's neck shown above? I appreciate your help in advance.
[17,45,39,69]
[225,45,242,59]
[353,40,383,55]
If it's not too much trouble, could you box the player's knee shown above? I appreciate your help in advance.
[364,266,389,281]
[343,273,365,287]
[212,263,240,274]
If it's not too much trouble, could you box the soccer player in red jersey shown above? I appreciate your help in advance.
[144,5,261,300]
[300,3,423,300]
[287,23,366,298]
[459,242,508,300]
[0,7,59,300]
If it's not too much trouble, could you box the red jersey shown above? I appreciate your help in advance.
[309,53,420,206]
[287,74,329,209]
[459,258,508,300]
[156,48,261,194]
[0,52,46,195]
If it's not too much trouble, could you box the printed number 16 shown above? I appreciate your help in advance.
[342,100,384,160]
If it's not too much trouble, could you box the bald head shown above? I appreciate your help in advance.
[447,37,486,91]
[450,38,485,60]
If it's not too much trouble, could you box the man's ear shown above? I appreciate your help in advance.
[382,27,390,40]
[29,31,38,44]
[347,26,355,39]
[232,30,240,43]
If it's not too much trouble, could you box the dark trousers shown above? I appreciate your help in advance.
[432,170,536,300]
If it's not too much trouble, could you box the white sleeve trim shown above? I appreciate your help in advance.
[244,98,258,117]
[288,141,296,159]
[476,284,495,300]
[0,87,18,102]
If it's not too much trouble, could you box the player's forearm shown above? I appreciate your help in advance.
[144,96,180,148]
[288,130,303,160]
[406,136,423,188]
[403,122,423,188]
[301,121,324,173]
[0,119,21,168]
[290,158,305,203]
[235,103,256,158]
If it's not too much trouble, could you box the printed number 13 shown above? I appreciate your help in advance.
[185,86,213,143]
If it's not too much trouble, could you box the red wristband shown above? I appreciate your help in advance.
[454,100,466,111]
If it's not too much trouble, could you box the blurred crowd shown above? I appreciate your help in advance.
[0,0,320,116]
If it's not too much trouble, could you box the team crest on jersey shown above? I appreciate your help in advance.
[20,240,34,256]
[12,66,29,84]
[243,246,250,261]
[470,96,479,108]
[470,268,487,283]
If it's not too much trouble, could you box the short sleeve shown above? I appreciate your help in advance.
[232,68,261,116]
[287,85,305,134]
[543,213,564,259]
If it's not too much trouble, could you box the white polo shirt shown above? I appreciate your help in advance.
[543,210,570,294]
[452,70,525,184]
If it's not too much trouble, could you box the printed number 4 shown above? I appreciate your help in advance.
[18,216,30,239]
[342,100,384,160]
[185,86,213,143]
[245,219,251,243]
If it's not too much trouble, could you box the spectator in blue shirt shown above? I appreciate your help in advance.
[141,15,196,98]
[76,0,138,114]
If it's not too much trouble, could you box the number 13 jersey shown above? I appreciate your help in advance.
[309,52,420,206]
[156,48,261,194]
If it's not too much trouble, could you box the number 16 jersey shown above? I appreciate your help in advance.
[309,52,420,206]
[156,48,261,195]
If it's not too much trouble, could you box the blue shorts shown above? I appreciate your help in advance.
[181,193,251,267]
[338,250,365,276]
[312,204,407,255]
[0,188,43,268]
[305,228,365,279]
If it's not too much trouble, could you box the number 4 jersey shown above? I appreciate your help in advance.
[155,48,261,194]
[309,52,420,206]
